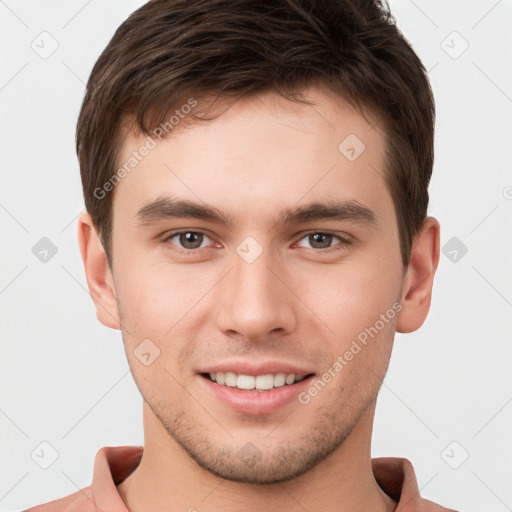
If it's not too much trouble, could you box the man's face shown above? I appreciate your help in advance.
[109,86,405,483]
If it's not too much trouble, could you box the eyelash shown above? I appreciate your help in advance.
[162,230,352,254]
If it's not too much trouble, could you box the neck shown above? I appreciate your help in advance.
[117,401,396,512]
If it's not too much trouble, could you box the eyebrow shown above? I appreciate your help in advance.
[135,196,377,229]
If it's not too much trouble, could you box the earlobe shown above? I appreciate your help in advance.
[77,212,121,330]
[396,217,440,333]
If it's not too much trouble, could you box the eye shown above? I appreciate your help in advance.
[162,230,352,254]
[294,232,351,252]
[163,230,216,252]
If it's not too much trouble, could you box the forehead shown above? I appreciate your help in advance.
[112,86,392,228]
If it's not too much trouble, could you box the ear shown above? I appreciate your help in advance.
[77,212,121,330]
[396,216,440,333]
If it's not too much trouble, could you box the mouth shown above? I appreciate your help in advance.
[200,371,314,391]
[199,371,316,415]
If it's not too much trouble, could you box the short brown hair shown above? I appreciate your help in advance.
[76,0,435,269]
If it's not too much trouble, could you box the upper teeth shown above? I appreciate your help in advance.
[209,372,307,391]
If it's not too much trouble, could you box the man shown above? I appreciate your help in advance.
[25,0,455,510]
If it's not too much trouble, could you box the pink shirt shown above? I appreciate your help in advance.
[24,446,457,511]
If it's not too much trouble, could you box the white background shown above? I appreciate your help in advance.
[1,1,511,511]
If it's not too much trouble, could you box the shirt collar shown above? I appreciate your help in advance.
[91,446,433,511]
[92,445,143,511]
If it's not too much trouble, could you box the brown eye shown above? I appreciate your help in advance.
[308,233,333,249]
[179,232,204,249]
[295,232,351,252]
[164,231,212,251]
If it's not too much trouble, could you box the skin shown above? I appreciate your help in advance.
[78,85,440,512]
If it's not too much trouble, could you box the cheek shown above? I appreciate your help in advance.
[296,255,401,340]
[114,261,197,399]
[114,255,220,342]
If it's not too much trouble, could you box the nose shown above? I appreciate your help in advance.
[215,247,297,343]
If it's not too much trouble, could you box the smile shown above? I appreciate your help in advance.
[200,371,316,415]
[203,372,312,391]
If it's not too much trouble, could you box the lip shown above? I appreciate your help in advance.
[199,373,315,415]
[197,360,313,376]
